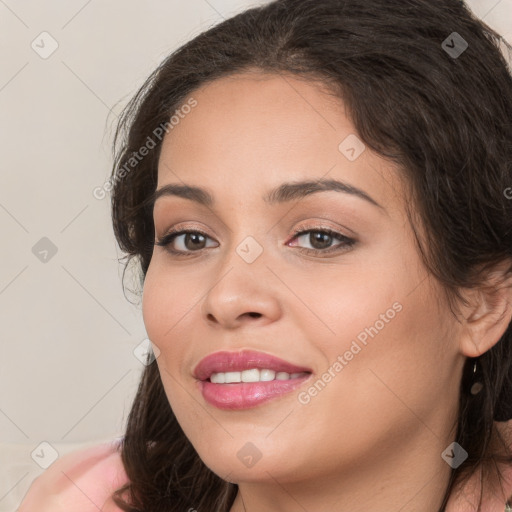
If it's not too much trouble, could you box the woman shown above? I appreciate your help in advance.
[19,0,512,510]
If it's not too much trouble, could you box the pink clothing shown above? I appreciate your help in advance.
[18,439,129,511]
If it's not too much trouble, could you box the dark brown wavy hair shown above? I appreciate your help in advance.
[108,0,512,510]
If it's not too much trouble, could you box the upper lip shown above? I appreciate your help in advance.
[193,349,313,381]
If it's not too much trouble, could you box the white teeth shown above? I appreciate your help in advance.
[241,369,260,382]
[209,368,309,383]
[210,372,226,384]
[260,369,276,381]
[224,371,241,383]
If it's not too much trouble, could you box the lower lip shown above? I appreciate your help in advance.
[198,376,311,410]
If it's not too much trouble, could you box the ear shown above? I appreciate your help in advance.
[458,260,512,358]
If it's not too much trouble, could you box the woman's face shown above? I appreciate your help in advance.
[142,71,464,490]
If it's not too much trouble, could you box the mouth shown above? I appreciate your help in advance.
[193,349,313,410]
[207,368,311,383]
[193,349,313,382]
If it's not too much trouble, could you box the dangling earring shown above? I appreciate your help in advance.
[470,359,484,395]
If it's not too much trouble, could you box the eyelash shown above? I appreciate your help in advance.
[154,226,356,257]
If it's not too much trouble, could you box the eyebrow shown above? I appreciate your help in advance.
[151,178,384,210]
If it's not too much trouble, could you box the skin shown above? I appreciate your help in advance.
[141,70,512,512]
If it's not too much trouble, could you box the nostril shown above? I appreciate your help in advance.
[247,312,261,318]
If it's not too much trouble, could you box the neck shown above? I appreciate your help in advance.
[229,432,454,512]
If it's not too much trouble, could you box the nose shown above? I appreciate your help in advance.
[200,251,282,330]
[206,308,263,325]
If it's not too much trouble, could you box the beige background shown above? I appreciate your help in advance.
[0,0,511,510]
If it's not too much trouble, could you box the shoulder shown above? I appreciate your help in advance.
[18,439,130,512]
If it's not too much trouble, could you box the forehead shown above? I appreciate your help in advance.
[160,71,349,156]
[156,71,403,211]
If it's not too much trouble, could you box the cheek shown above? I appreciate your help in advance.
[282,232,411,349]
[296,255,448,416]
[286,261,400,361]
[141,265,197,411]
[293,296,442,450]
[141,266,165,346]
[330,282,455,429]
[141,261,196,348]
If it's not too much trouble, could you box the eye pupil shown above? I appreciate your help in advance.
[310,231,332,249]
[186,233,206,250]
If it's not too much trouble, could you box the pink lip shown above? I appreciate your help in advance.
[193,349,312,381]
[193,349,313,410]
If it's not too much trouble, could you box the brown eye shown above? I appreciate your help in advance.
[304,231,334,250]
[289,228,356,255]
[181,232,207,250]
[155,230,218,255]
